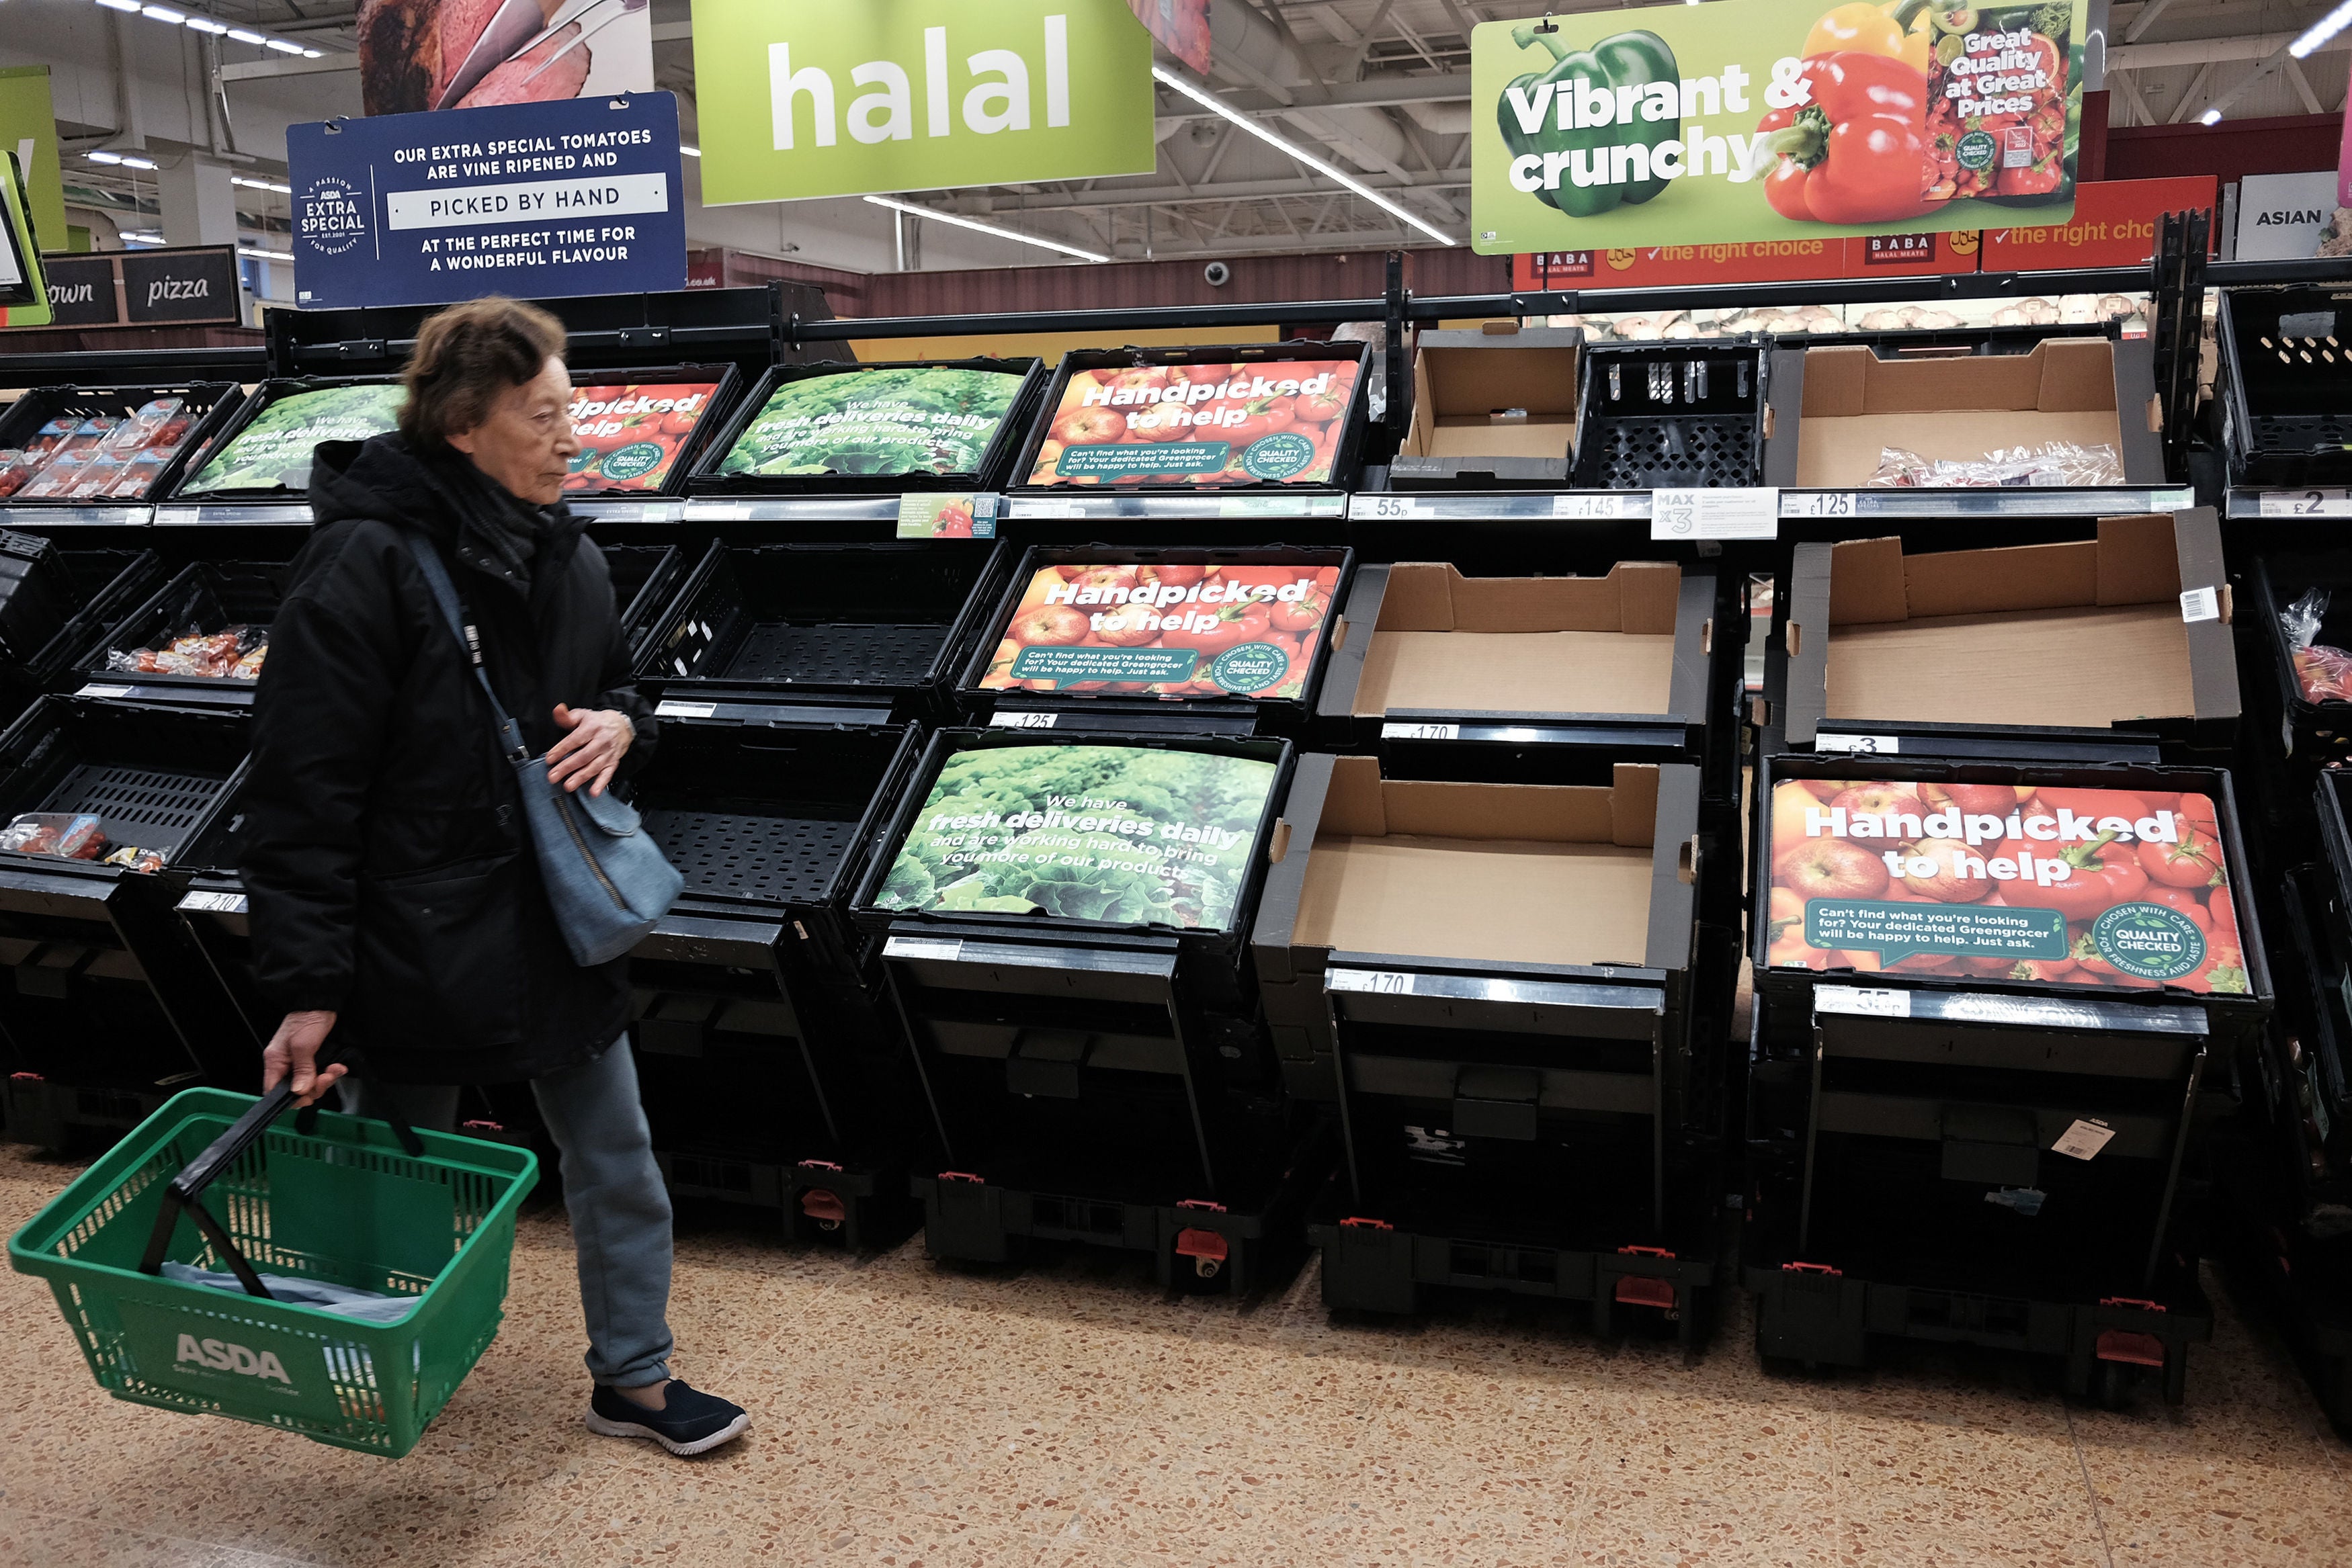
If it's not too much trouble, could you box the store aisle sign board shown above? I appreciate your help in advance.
[1470,0,2084,254]
[689,0,1155,204]
[2234,171,2336,262]
[287,92,685,309]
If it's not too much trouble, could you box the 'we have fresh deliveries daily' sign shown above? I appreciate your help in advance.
[691,0,1155,204]
[1472,0,2083,254]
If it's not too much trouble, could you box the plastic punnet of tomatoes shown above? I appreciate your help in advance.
[964,547,1351,731]
[1756,756,2269,1030]
[1016,343,1370,492]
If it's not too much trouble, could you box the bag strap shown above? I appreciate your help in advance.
[403,531,531,765]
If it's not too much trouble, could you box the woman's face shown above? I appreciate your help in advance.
[448,355,579,505]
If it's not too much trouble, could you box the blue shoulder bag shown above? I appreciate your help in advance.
[403,533,681,967]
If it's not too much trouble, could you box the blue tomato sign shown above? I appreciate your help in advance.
[287,91,685,310]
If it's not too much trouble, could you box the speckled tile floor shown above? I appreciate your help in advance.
[0,1140,2345,1568]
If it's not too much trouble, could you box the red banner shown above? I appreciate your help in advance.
[1976,176,2218,270]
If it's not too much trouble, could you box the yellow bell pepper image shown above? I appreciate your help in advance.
[1803,0,1933,73]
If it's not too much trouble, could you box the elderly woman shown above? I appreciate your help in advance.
[241,296,747,1457]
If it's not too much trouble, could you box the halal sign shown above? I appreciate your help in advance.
[299,176,368,259]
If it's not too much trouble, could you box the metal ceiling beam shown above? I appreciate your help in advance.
[925,171,1468,214]
[2107,30,2352,71]
[1154,73,1470,120]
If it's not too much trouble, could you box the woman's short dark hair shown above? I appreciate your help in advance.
[398,296,567,451]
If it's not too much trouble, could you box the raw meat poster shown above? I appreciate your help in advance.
[356,0,653,116]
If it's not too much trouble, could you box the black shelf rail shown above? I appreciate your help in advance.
[2,218,2343,392]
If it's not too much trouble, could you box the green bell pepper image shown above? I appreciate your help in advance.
[1498,23,1681,216]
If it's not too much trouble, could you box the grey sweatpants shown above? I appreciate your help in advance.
[341,1037,675,1389]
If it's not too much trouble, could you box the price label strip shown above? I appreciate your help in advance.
[989,711,1059,729]
[1650,487,1779,541]
[1781,492,1857,519]
[1816,733,1900,755]
[1552,494,1624,519]
[2258,489,2352,517]
[1354,494,1430,520]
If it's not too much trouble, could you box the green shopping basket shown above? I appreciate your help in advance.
[7,1078,538,1458]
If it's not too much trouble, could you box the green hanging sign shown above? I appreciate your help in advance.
[689,0,1157,206]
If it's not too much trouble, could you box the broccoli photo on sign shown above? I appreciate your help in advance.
[716,367,1025,478]
[876,744,1278,932]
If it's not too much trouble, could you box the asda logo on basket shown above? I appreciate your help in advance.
[176,1333,294,1384]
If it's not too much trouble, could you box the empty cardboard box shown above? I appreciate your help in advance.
[1387,324,1580,488]
[1764,337,2165,489]
[1253,754,1703,1102]
[1318,560,1717,754]
[1777,510,2237,752]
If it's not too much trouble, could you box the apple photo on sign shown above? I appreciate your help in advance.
[356,0,653,116]
[1765,778,2245,993]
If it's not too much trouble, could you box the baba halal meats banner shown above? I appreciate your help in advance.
[287,91,685,309]
[356,0,654,116]
[1471,0,2083,254]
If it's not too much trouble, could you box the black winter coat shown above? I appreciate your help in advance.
[240,435,657,1084]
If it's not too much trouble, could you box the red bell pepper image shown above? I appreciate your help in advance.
[1756,52,1940,224]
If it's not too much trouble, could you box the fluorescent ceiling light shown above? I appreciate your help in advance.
[265,37,301,52]
[2293,1,2352,56]
[185,15,225,31]
[120,230,164,243]
[2199,107,2222,124]
[863,193,1109,263]
[678,144,700,157]
[120,155,156,169]
[140,5,184,21]
[238,245,290,261]
[233,175,292,193]
[301,48,321,56]
[227,27,263,42]
[87,150,123,164]
[96,0,141,11]
[1150,64,1457,247]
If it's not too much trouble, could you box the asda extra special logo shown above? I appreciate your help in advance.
[175,1332,295,1385]
[298,176,368,259]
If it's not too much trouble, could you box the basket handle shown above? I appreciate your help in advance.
[134,1049,424,1299]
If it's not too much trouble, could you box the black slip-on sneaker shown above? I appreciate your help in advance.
[585,1379,749,1456]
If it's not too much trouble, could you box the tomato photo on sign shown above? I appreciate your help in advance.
[1161,600,1273,658]
[2140,829,2226,889]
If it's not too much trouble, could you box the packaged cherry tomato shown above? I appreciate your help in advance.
[0,813,106,860]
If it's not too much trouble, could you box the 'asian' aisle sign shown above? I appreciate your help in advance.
[689,0,1155,204]
[288,91,686,310]
[1472,0,2085,255]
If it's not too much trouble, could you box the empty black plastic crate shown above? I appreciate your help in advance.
[634,540,1007,715]
[601,543,689,664]
[1572,341,1767,490]
[0,697,251,1131]
[848,728,1296,1222]
[626,713,933,1235]
[2217,286,2352,486]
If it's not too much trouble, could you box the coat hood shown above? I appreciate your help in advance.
[307,432,586,593]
